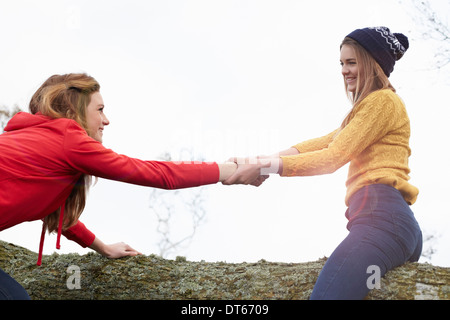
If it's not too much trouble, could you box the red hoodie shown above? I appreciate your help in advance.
[0,112,219,265]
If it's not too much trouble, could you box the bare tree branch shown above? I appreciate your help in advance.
[0,105,21,132]
[401,0,450,68]
[149,148,208,258]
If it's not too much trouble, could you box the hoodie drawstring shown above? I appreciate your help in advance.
[37,222,46,266]
[37,203,65,266]
[56,203,65,249]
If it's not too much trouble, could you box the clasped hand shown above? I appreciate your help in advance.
[222,156,280,187]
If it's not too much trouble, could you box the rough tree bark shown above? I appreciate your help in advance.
[0,240,448,300]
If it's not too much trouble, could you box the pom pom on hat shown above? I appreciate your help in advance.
[346,26,409,77]
[393,32,409,60]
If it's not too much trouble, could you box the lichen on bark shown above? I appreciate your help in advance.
[0,240,448,300]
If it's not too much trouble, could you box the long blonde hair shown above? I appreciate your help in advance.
[340,37,395,127]
[29,73,100,234]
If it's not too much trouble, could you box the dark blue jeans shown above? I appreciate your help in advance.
[310,184,422,300]
[0,268,30,300]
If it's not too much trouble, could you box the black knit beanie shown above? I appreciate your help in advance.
[346,26,409,77]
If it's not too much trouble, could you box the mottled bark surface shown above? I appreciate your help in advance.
[0,240,448,300]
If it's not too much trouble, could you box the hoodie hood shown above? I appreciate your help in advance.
[4,112,53,132]
[4,111,69,265]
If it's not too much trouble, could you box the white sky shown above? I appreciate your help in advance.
[1,0,449,267]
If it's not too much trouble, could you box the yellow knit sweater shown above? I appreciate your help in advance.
[281,89,418,206]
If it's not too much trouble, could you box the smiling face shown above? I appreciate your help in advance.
[86,91,109,143]
[340,44,360,94]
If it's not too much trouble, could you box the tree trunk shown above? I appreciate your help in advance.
[0,240,448,300]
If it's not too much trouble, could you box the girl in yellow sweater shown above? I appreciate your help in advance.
[224,26,422,299]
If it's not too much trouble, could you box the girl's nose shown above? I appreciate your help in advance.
[102,114,110,126]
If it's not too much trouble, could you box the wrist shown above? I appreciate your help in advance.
[218,162,238,182]
[90,237,110,257]
[260,157,282,175]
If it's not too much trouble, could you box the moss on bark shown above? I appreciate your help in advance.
[0,240,448,300]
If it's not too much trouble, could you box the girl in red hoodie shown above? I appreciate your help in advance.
[0,73,238,299]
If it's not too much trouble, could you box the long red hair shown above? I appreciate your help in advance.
[29,73,100,234]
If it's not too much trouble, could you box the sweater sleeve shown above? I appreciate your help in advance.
[281,90,401,177]
[62,123,220,189]
[291,129,340,153]
[62,220,95,248]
